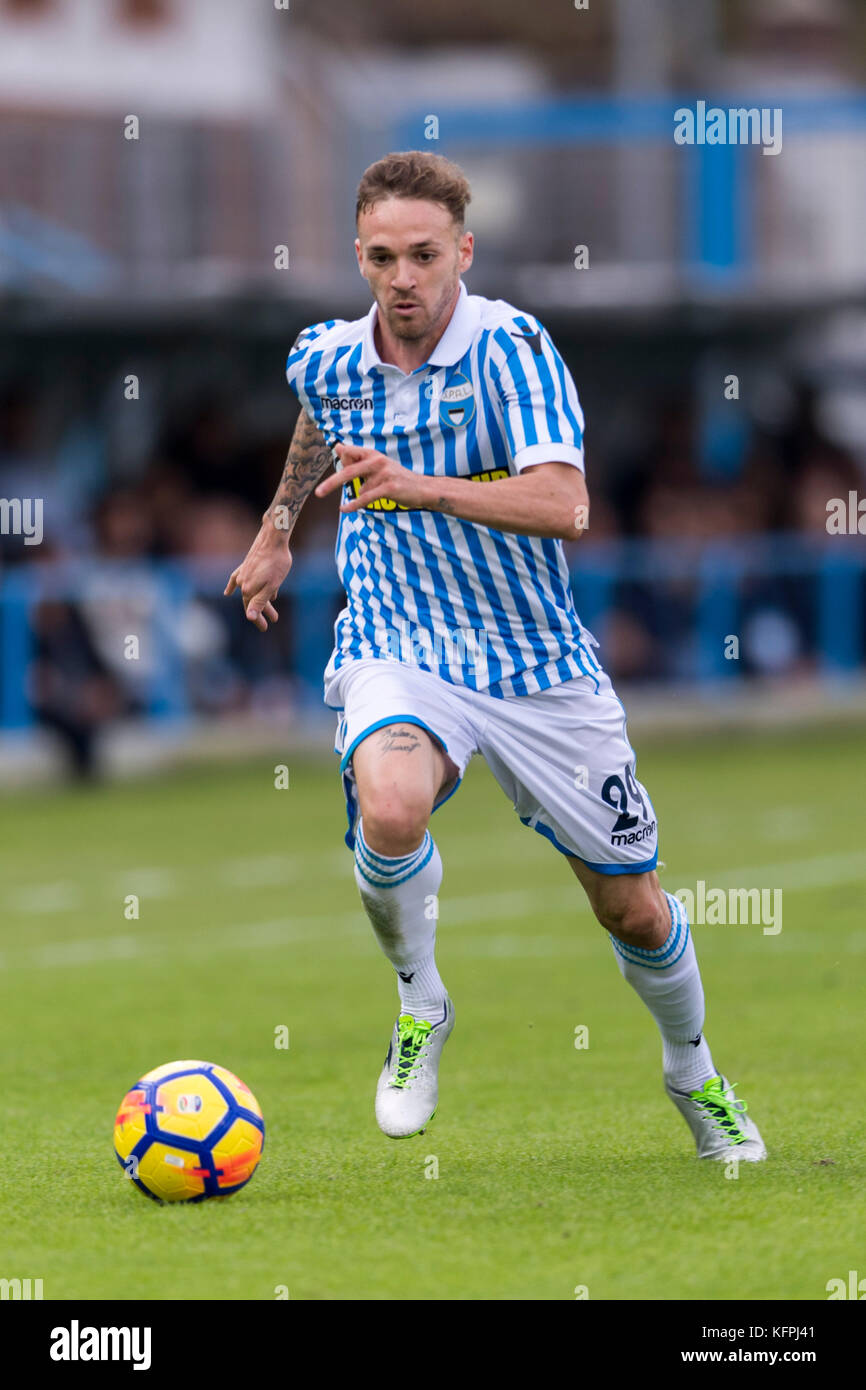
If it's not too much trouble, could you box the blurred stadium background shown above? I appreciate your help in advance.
[2,0,866,784]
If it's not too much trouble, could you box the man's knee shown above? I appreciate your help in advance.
[351,722,446,856]
[358,788,431,856]
[594,883,670,950]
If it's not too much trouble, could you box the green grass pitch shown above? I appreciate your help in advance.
[1,725,863,1301]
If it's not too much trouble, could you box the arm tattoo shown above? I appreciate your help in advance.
[265,410,334,531]
[377,726,421,755]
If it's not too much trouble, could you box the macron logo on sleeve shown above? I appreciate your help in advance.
[510,328,542,356]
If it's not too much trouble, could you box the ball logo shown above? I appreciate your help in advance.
[439,373,475,429]
[176,1093,203,1114]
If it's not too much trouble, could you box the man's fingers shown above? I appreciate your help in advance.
[335,442,372,462]
[339,477,393,511]
[318,446,391,498]
[225,559,285,631]
[339,487,380,513]
[316,458,372,498]
[314,472,342,498]
[316,463,364,497]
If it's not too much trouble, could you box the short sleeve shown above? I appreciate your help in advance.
[489,317,585,473]
[285,320,344,407]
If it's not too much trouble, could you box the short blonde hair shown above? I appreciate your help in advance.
[356,150,471,227]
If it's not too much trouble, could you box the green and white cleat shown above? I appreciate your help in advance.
[665,1074,767,1161]
[375,999,455,1139]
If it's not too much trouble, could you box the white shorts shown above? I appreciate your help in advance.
[324,657,658,876]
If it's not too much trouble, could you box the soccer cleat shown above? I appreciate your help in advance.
[665,1074,767,1161]
[375,999,455,1139]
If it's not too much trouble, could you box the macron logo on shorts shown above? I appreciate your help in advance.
[611,820,656,848]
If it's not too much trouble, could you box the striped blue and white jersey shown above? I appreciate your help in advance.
[285,280,601,699]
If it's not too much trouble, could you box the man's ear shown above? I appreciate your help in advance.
[354,237,365,276]
[458,230,474,274]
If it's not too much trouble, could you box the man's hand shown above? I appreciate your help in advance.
[225,407,334,631]
[315,443,433,513]
[316,441,588,541]
[224,523,292,632]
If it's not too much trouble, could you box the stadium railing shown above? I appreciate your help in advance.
[1,533,863,731]
[5,93,866,298]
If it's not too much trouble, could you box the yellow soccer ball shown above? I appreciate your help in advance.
[114,1060,264,1203]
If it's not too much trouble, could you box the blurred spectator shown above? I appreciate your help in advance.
[1,357,864,749]
[93,488,156,559]
[160,398,255,506]
[29,597,124,778]
[787,449,862,533]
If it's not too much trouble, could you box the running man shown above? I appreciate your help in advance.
[225,150,765,1160]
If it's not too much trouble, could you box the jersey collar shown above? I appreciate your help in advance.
[361,280,479,375]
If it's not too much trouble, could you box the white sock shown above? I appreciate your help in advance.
[610,891,717,1093]
[353,819,447,1021]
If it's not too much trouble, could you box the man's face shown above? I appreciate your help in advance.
[355,197,473,343]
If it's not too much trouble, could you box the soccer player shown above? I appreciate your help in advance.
[225,151,765,1160]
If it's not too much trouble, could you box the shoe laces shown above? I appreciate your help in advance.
[391,1016,433,1089]
[692,1077,749,1144]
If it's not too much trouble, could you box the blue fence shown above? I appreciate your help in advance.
[391,93,866,277]
[2,533,863,732]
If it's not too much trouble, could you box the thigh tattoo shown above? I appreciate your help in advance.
[377,726,422,755]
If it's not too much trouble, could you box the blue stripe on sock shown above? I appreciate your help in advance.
[355,827,426,871]
[355,841,434,890]
[355,829,430,877]
[355,830,434,888]
[611,893,691,970]
[357,827,420,867]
